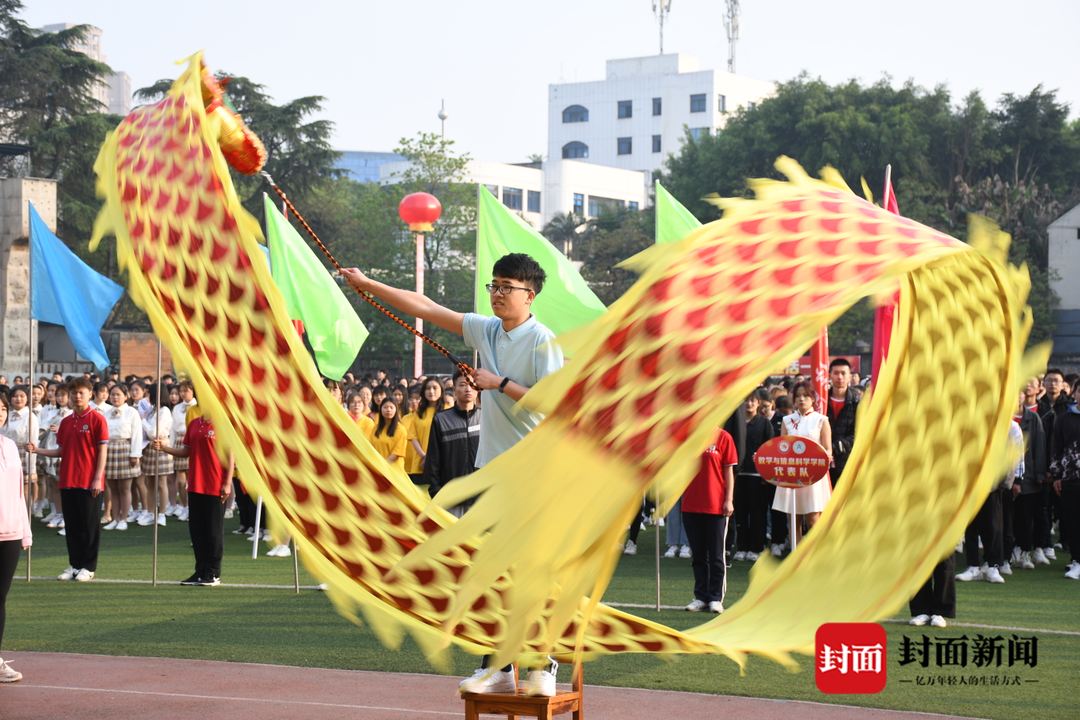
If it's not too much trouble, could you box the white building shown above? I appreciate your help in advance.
[380,159,648,230]
[42,23,132,117]
[1048,206,1080,369]
[548,54,775,174]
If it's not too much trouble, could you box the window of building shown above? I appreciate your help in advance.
[689,127,709,141]
[747,101,756,110]
[573,193,584,215]
[485,184,499,197]
[718,94,727,112]
[652,135,661,153]
[690,93,706,112]
[588,195,625,216]
[652,97,662,116]
[527,190,541,213]
[562,141,588,159]
[617,137,632,155]
[562,105,588,123]
[629,201,639,212]
[503,187,523,211]
[618,100,633,119]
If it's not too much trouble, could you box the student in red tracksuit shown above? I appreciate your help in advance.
[158,413,233,586]
[681,427,739,614]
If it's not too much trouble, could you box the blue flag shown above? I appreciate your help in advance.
[30,202,124,370]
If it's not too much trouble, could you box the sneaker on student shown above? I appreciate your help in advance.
[0,658,22,682]
[955,539,964,554]
[458,668,517,694]
[177,507,189,521]
[180,573,202,585]
[197,576,221,586]
[56,517,64,529]
[708,601,724,614]
[223,508,234,519]
[909,614,930,626]
[57,528,65,536]
[685,599,706,612]
[1044,547,1057,560]
[156,513,166,527]
[41,511,56,524]
[1032,547,1050,565]
[527,663,558,697]
[32,505,43,519]
[244,526,256,535]
[955,566,983,582]
[267,544,291,557]
[115,520,128,531]
[1065,562,1080,580]
[745,551,760,562]
[663,545,678,558]
[165,504,177,517]
[317,583,328,591]
[1018,551,1036,569]
[984,566,1005,584]
[75,568,94,582]
[771,543,784,558]
[232,526,249,535]
[103,520,118,530]
[930,615,948,628]
[58,566,77,581]
[126,508,138,523]
[733,551,746,562]
[679,545,692,559]
[47,514,63,529]
[1011,546,1023,564]
[999,561,1012,576]
[137,511,154,526]
[622,540,637,556]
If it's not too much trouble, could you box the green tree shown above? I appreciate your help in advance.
[577,207,654,306]
[542,211,586,258]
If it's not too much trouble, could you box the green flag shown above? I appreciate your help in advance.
[655,180,701,244]
[264,195,368,380]
[475,185,606,337]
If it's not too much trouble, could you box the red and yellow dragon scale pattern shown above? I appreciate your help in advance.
[93,55,1043,671]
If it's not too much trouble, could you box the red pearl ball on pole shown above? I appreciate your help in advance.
[398,192,442,232]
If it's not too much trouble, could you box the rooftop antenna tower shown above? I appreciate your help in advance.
[653,0,672,55]
[724,0,740,73]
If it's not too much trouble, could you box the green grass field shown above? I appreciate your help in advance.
[5,516,1078,719]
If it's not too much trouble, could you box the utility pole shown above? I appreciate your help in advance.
[652,0,672,55]
[724,0,740,73]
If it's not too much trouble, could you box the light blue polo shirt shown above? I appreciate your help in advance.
[462,312,563,467]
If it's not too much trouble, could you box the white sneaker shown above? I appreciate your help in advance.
[526,664,558,697]
[999,561,1012,576]
[126,509,138,522]
[745,551,760,562]
[623,540,637,556]
[224,508,234,519]
[267,544,291,557]
[56,517,64,529]
[909,614,930,626]
[115,520,128,531]
[930,615,948,628]
[156,513,166,527]
[985,566,1005,584]
[663,545,678,558]
[47,514,63,528]
[317,583,328,591]
[100,515,112,525]
[955,539,964,554]
[1065,562,1080,580]
[1032,548,1050,565]
[75,568,94,582]
[103,520,118,531]
[33,505,43,519]
[58,566,77,581]
[1011,546,1022,564]
[41,511,57,524]
[177,507,189,521]
[1044,547,1057,560]
[0,658,22,682]
[733,551,747,562]
[57,528,65,536]
[137,511,154,526]
[685,599,706,612]
[956,566,983,581]
[771,543,783,557]
[165,504,177,517]
[458,668,517,694]
[708,601,724,613]
[1018,552,1035,569]
[679,545,692,559]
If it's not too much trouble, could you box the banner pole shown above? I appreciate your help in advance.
[654,491,661,612]
[152,339,162,586]
[789,491,797,555]
[293,538,300,594]
[252,496,263,560]
[26,208,34,582]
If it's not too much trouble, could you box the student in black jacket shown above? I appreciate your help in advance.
[825,359,859,490]
[733,388,775,561]
[423,370,480,517]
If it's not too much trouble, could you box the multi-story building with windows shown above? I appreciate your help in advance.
[42,23,132,117]
[548,54,775,173]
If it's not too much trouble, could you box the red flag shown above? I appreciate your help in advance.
[872,167,900,384]
[810,325,829,414]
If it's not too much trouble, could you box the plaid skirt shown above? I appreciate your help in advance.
[173,433,189,471]
[141,447,174,477]
[16,445,37,477]
[105,439,141,480]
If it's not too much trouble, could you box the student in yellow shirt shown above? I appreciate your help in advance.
[346,392,375,440]
[405,378,444,484]
[371,398,407,471]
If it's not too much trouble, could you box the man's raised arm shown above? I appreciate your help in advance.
[340,268,464,337]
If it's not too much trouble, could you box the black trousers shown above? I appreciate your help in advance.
[909,554,956,619]
[965,489,1004,569]
[236,483,257,529]
[0,540,21,652]
[1002,490,1015,560]
[60,487,101,572]
[682,512,728,603]
[1013,491,1038,552]
[188,491,226,580]
[1061,483,1080,564]
[1033,483,1052,548]
[764,483,787,545]
[734,474,768,552]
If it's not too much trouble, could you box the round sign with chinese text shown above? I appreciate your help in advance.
[754,435,830,488]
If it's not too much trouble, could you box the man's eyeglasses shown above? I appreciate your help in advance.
[485,284,532,295]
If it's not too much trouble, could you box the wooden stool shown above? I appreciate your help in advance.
[462,662,583,720]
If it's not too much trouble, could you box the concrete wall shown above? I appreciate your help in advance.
[1048,205,1080,371]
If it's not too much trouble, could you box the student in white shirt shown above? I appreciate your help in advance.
[102,386,143,531]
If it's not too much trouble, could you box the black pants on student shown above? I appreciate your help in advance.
[1033,483,1052,549]
[909,554,956,619]
[763,483,787,546]
[60,488,101,572]
[682,512,728,604]
[236,483,257,529]
[965,489,1004,568]
[1061,482,1080,564]
[1013,491,1038,553]
[734,474,768,553]
[0,540,21,651]
[188,491,226,580]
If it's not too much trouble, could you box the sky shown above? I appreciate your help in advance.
[18,1,1080,167]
